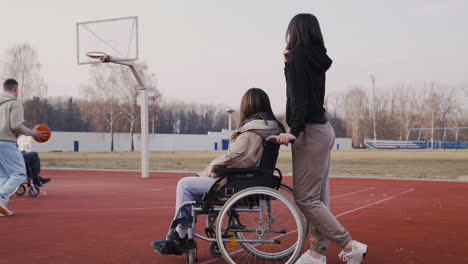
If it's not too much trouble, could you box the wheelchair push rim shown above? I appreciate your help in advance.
[237,183,309,260]
[215,187,306,264]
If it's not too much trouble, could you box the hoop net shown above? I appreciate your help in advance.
[86,52,110,65]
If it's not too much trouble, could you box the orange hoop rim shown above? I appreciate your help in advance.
[86,52,110,62]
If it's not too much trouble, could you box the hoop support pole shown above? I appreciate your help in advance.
[111,58,149,179]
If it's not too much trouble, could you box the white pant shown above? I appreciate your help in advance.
[0,141,27,205]
[175,176,217,236]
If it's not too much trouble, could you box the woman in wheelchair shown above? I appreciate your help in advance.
[151,88,285,254]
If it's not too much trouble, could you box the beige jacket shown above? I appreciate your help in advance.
[197,119,282,178]
[0,92,26,142]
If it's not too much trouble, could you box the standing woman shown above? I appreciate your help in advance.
[277,14,368,264]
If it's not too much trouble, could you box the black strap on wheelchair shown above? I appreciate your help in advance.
[170,216,193,228]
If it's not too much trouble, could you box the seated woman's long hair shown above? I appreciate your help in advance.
[239,88,286,133]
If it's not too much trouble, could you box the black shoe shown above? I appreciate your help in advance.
[152,231,188,255]
[40,178,51,185]
[32,177,42,187]
[151,239,166,251]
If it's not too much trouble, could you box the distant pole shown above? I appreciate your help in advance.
[226,109,234,131]
[370,74,377,142]
[430,82,435,149]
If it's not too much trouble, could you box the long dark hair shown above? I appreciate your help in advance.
[285,13,326,52]
[239,88,285,132]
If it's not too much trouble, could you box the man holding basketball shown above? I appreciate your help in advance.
[0,79,48,216]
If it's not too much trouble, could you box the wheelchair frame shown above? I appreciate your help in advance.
[157,137,307,264]
[9,154,44,198]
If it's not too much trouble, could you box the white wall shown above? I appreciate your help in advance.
[18,130,352,152]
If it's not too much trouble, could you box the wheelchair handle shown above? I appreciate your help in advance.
[265,135,295,144]
[265,135,278,142]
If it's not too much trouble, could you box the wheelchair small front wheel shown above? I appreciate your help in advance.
[11,184,26,197]
[29,186,40,198]
[209,242,222,258]
[215,187,306,264]
[16,184,27,197]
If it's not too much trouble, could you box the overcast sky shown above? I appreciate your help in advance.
[1,0,467,112]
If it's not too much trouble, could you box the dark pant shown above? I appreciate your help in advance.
[22,152,43,185]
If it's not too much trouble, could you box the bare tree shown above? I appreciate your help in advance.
[81,65,121,151]
[1,43,47,102]
[343,88,369,148]
[117,62,160,151]
[392,85,418,140]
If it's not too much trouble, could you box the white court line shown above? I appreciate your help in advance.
[9,186,370,206]
[198,187,415,264]
[9,186,376,210]
[336,185,413,190]
[335,188,415,218]
[15,206,175,213]
[330,187,376,198]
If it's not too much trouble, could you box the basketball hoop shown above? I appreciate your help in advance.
[86,52,110,63]
[77,16,149,179]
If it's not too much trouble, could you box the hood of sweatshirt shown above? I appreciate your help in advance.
[0,91,17,105]
[290,46,333,73]
[230,119,282,142]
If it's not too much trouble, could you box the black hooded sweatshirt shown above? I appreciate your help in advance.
[284,46,333,137]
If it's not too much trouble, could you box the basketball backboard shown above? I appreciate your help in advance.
[76,16,138,65]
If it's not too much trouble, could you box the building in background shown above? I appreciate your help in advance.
[18,130,352,152]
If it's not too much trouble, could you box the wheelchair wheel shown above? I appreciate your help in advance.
[215,187,306,264]
[237,183,310,260]
[278,183,309,232]
[15,184,27,197]
[209,242,222,258]
[29,186,40,198]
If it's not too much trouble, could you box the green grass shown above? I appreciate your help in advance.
[40,149,468,180]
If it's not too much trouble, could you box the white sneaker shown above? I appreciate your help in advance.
[296,250,327,264]
[0,197,13,216]
[338,240,368,264]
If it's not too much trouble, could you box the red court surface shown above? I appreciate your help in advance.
[2,169,468,264]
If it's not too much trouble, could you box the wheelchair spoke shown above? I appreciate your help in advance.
[216,187,306,264]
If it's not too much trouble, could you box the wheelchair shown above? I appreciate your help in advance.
[156,136,308,264]
[8,152,45,198]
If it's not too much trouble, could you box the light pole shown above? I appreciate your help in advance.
[226,109,234,131]
[370,74,377,142]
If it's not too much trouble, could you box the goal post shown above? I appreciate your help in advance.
[407,127,468,149]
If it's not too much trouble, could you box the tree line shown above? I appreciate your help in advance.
[2,43,468,150]
[333,82,468,147]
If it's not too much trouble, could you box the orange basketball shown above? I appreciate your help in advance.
[33,124,51,143]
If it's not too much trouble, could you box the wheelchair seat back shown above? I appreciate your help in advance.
[201,139,281,210]
[258,140,280,173]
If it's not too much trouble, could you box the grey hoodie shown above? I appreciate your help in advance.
[0,91,26,142]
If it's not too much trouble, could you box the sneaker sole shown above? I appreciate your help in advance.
[0,204,11,216]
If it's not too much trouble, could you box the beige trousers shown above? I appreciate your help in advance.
[292,122,352,254]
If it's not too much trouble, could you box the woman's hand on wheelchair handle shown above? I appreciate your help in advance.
[277,133,296,145]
